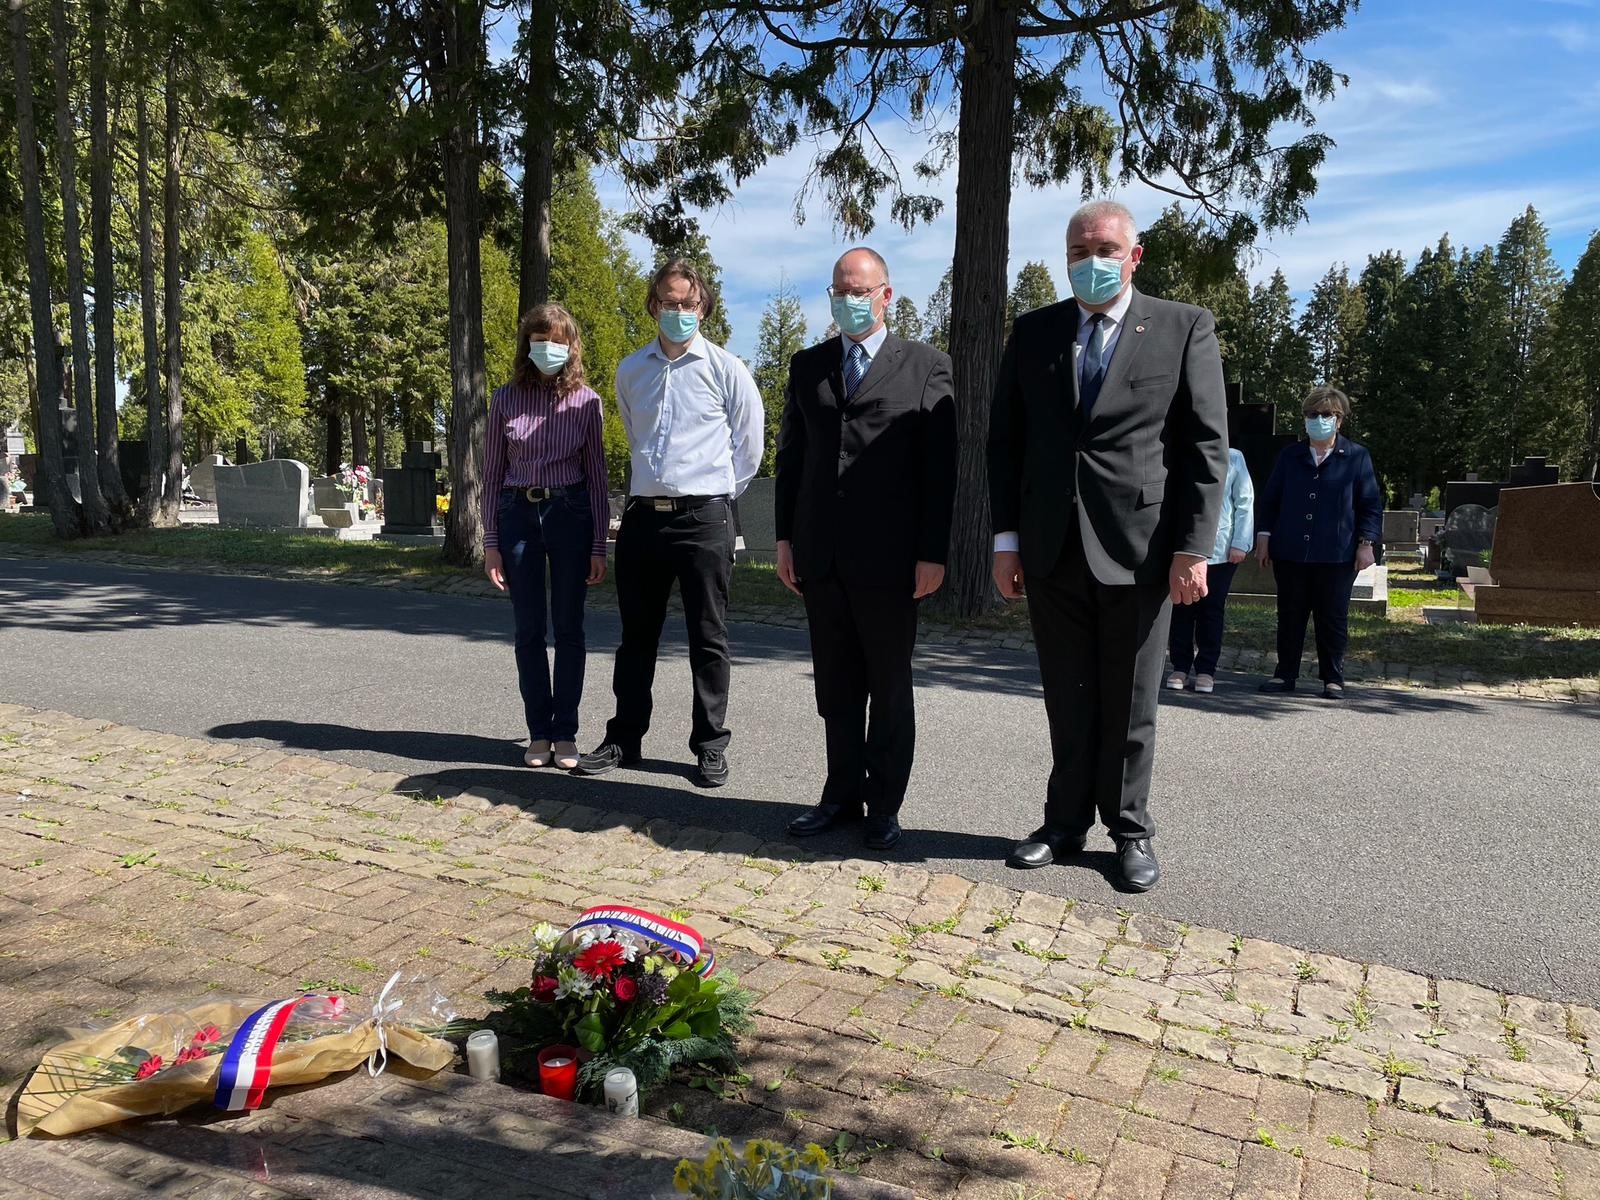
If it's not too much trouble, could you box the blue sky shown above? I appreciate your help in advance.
[576,0,1600,360]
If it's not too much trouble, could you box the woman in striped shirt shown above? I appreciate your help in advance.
[483,303,609,770]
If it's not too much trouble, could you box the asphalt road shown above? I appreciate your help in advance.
[5,554,1598,1006]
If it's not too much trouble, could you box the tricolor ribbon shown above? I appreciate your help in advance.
[566,904,715,977]
[213,995,311,1112]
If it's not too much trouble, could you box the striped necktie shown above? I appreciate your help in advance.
[844,341,868,398]
[1079,312,1108,415]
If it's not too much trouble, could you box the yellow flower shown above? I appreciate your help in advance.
[672,1159,700,1194]
[798,1143,830,1172]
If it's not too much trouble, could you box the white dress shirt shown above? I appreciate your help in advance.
[615,333,765,499]
[994,290,1134,554]
[839,323,890,369]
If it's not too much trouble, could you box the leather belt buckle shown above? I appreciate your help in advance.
[650,498,676,513]
[524,486,550,502]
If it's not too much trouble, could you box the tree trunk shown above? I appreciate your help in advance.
[941,0,1018,618]
[517,0,555,315]
[135,0,162,522]
[350,396,369,466]
[441,0,487,566]
[373,399,386,471]
[324,397,343,474]
[88,0,128,514]
[162,44,183,520]
[50,0,110,533]
[9,0,76,535]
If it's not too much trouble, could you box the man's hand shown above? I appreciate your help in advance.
[1170,554,1208,605]
[1355,543,1376,572]
[993,551,1025,601]
[484,547,507,592]
[913,561,945,599]
[1254,534,1271,570]
[587,555,607,585]
[1227,547,1247,565]
[776,539,802,596]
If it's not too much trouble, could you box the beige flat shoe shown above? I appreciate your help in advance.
[1194,674,1215,694]
[553,740,580,770]
[1165,671,1188,691]
[524,740,553,768]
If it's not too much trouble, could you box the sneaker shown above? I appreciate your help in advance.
[697,748,730,788]
[1165,671,1189,691]
[1194,674,1215,694]
[574,742,640,776]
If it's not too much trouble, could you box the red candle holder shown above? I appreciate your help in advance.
[537,1044,579,1101]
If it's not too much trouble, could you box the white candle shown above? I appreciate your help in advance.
[466,1030,500,1082]
[604,1067,638,1117]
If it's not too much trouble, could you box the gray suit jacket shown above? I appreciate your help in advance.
[988,288,1229,587]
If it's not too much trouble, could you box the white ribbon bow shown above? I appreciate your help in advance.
[367,970,404,1077]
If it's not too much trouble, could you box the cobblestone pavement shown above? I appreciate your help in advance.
[2,705,1598,1199]
[5,543,1597,704]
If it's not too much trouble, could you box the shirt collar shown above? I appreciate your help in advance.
[839,324,889,361]
[647,332,706,362]
[1076,287,1134,333]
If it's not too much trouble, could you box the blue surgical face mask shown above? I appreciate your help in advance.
[657,309,699,344]
[1305,415,1338,441]
[1067,255,1127,306]
[830,291,880,337]
[527,340,569,375]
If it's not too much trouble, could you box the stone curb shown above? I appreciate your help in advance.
[6,543,1599,703]
[2,704,1596,1148]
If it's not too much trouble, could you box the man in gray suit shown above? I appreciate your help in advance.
[988,200,1228,892]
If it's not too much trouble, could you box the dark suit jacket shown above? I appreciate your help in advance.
[987,289,1229,587]
[774,333,957,590]
[1258,436,1383,563]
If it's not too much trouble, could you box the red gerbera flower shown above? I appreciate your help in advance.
[532,975,559,1003]
[613,975,638,1003]
[573,940,627,979]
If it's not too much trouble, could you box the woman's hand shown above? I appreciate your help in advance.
[1227,548,1246,565]
[587,555,607,585]
[484,547,507,591]
[1254,534,1271,570]
[1355,543,1376,572]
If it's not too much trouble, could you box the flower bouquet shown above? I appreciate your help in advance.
[337,462,372,514]
[17,975,467,1137]
[674,1138,834,1200]
[485,905,752,1102]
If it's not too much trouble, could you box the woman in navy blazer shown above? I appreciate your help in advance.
[1254,386,1382,699]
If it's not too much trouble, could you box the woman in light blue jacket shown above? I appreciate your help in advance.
[1167,447,1254,694]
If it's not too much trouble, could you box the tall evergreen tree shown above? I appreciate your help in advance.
[1299,264,1364,392]
[1235,270,1311,424]
[1005,260,1056,333]
[922,267,952,354]
[1546,230,1600,481]
[888,295,921,342]
[751,278,807,475]
[1489,206,1566,471]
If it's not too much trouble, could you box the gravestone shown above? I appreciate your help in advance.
[737,478,777,557]
[1408,493,1428,512]
[1439,503,1496,575]
[310,475,346,513]
[1226,402,1294,495]
[380,441,442,536]
[118,440,148,500]
[189,453,228,502]
[1476,483,1600,628]
[1382,510,1420,545]
[4,426,23,456]
[1507,456,1559,488]
[1444,477,1502,517]
[214,459,311,528]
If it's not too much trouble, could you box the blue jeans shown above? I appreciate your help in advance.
[498,489,593,742]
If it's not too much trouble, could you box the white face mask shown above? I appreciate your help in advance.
[528,341,570,375]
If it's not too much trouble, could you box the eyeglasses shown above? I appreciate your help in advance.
[655,301,701,314]
[826,283,887,301]
[1306,411,1339,419]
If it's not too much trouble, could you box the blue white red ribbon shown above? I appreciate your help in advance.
[567,905,715,977]
[213,996,313,1111]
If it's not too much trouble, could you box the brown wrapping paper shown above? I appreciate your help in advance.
[18,1000,455,1138]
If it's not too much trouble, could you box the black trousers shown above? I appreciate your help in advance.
[1026,521,1172,842]
[801,572,919,816]
[1271,559,1357,685]
[604,498,734,755]
[1168,560,1239,677]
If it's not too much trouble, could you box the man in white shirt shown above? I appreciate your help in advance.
[576,259,764,787]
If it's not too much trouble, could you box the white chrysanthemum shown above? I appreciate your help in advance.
[530,922,560,951]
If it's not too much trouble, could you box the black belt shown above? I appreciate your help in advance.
[506,485,580,502]
[630,494,727,513]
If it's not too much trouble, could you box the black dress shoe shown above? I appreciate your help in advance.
[788,802,862,837]
[1258,677,1296,694]
[574,742,640,776]
[863,814,902,852]
[1116,838,1160,892]
[1006,826,1086,869]
[696,748,730,788]
[1321,681,1346,700]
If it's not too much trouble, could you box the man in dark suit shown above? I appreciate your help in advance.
[774,247,957,852]
[988,201,1228,892]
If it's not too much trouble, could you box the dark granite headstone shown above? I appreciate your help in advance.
[1506,456,1559,488]
[1227,402,1295,495]
[118,440,148,499]
[1440,503,1497,575]
[380,440,443,536]
[1444,478,1503,518]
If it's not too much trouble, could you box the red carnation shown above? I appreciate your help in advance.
[135,1055,164,1080]
[574,941,627,979]
[191,1024,222,1045]
[613,975,638,1003]
[532,975,559,1003]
